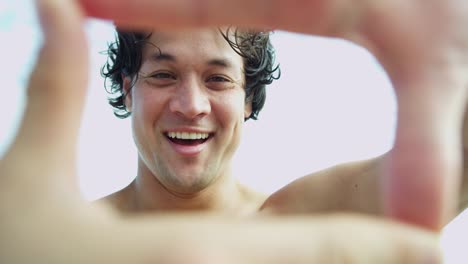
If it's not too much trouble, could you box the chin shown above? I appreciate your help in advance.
[163,170,217,194]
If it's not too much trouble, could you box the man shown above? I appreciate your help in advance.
[1,0,467,263]
[98,28,278,214]
[98,27,468,220]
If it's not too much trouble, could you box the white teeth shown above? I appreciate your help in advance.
[167,132,210,140]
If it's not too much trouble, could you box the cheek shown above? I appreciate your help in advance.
[133,88,167,122]
[131,90,167,155]
[131,89,169,151]
[218,94,246,156]
[212,92,246,127]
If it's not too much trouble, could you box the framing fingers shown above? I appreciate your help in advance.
[3,0,88,198]
[79,0,364,37]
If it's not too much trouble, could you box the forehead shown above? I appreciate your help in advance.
[141,28,243,68]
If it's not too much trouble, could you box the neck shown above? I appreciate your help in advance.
[127,159,252,215]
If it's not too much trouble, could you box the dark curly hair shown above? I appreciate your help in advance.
[102,27,280,121]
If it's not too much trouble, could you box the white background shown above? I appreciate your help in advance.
[0,1,466,262]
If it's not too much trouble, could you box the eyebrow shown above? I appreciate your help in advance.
[207,58,233,68]
[147,52,235,69]
[148,52,176,62]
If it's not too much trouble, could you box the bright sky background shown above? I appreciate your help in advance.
[0,0,466,262]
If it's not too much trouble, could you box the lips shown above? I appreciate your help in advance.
[168,137,208,146]
[164,131,214,156]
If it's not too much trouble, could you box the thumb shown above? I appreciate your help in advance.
[4,0,87,199]
[383,74,467,231]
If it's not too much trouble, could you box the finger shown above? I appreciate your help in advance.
[3,0,87,199]
[109,214,442,264]
[78,0,365,37]
[383,73,467,230]
[351,1,467,230]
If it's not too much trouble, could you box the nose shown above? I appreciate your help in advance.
[169,77,211,120]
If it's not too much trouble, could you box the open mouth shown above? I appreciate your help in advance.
[165,132,213,146]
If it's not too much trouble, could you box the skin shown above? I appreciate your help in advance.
[102,29,468,219]
[1,0,468,263]
[111,29,264,214]
[83,0,468,229]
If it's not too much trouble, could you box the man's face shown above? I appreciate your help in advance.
[124,28,251,194]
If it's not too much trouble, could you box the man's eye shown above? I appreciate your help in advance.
[206,75,236,90]
[150,72,176,79]
[207,75,231,82]
[140,71,176,88]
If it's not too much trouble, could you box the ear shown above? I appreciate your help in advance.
[244,99,252,119]
[122,75,133,112]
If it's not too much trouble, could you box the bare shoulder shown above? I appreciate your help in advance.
[92,186,135,214]
[260,154,387,216]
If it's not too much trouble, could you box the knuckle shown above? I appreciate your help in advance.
[323,215,441,264]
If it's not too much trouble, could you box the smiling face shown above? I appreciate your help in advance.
[124,28,251,195]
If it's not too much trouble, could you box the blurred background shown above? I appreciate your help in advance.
[0,1,466,262]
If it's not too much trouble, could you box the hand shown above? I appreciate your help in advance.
[0,0,461,263]
[81,0,468,230]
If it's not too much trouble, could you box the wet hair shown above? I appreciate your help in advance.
[101,28,280,120]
